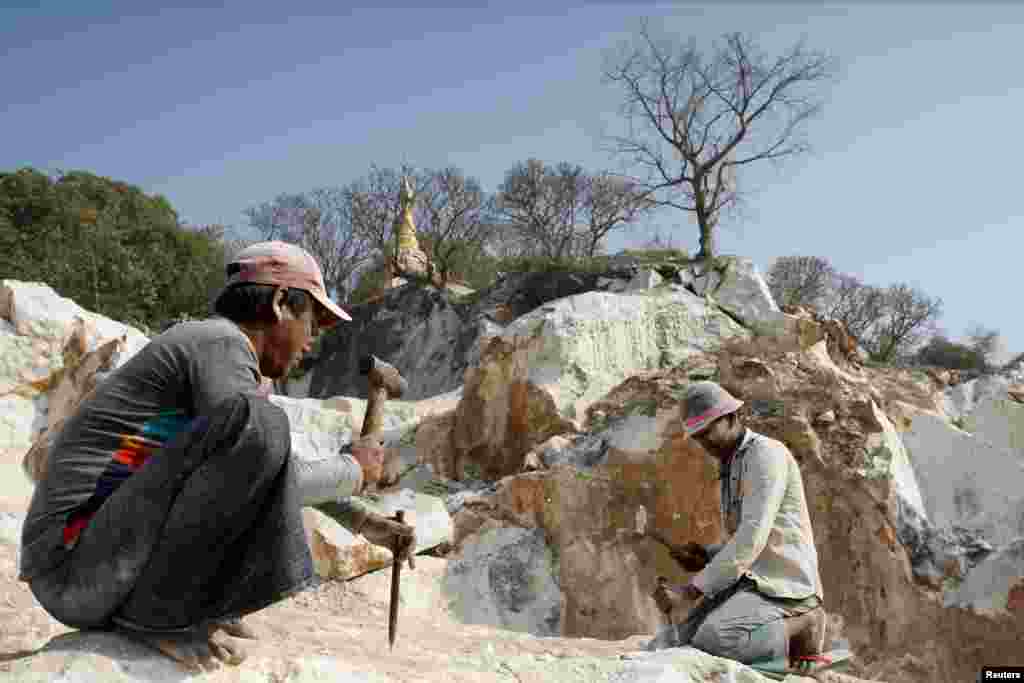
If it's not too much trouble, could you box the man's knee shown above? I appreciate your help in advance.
[692,619,783,664]
[692,619,742,660]
[28,571,114,631]
[204,393,290,472]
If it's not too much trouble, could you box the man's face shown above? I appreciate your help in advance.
[260,290,319,379]
[692,413,740,459]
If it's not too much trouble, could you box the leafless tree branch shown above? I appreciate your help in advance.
[603,26,836,259]
[244,187,374,302]
[418,166,495,285]
[496,159,654,261]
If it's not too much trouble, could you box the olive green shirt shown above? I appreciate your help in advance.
[692,429,824,600]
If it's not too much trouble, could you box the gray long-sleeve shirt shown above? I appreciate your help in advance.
[20,316,364,581]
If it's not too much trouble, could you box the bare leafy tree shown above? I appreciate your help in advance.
[862,284,943,363]
[766,255,836,309]
[822,273,887,343]
[581,173,653,257]
[418,166,495,285]
[497,159,587,261]
[244,187,374,302]
[244,193,304,243]
[603,25,835,259]
[496,159,651,261]
[482,221,538,260]
[345,164,432,256]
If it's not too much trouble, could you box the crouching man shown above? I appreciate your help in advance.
[19,241,415,672]
[648,381,826,667]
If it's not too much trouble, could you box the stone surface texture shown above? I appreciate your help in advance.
[443,526,562,636]
[945,539,1024,612]
[451,287,747,480]
[897,403,1024,547]
[300,272,637,401]
[4,266,1024,682]
[684,256,780,328]
[1,281,151,503]
[625,268,664,292]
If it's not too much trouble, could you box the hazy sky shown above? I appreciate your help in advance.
[2,1,1019,358]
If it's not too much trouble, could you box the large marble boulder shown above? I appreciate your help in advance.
[1,281,150,495]
[681,256,780,329]
[358,487,452,553]
[300,272,627,402]
[269,393,454,580]
[943,376,1024,454]
[303,479,454,582]
[853,397,928,518]
[448,331,1012,650]
[451,286,747,480]
[1,282,148,449]
[0,390,36,505]
[0,280,148,357]
[893,498,996,592]
[302,507,393,580]
[891,380,1024,604]
[448,337,1024,678]
[942,376,1011,422]
[944,539,1024,613]
[448,364,725,639]
[624,268,664,292]
[270,390,462,491]
[897,402,1024,547]
[269,393,439,460]
[443,526,562,636]
[20,331,128,483]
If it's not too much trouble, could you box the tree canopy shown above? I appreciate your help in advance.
[0,167,229,331]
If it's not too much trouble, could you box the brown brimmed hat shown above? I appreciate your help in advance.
[224,241,351,326]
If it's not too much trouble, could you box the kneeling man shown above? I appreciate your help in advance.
[650,381,826,667]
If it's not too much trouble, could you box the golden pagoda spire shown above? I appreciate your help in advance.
[389,174,429,284]
[394,176,420,252]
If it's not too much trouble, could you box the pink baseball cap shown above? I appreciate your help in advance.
[682,381,744,436]
[225,241,352,326]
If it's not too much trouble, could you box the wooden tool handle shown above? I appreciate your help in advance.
[388,508,404,650]
[393,510,415,569]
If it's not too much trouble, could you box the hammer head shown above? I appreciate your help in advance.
[359,355,408,399]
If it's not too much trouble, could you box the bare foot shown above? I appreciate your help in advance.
[117,627,250,672]
[208,616,260,640]
[789,607,827,660]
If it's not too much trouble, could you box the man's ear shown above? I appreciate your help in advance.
[270,286,289,322]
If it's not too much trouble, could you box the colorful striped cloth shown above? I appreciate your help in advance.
[63,411,191,547]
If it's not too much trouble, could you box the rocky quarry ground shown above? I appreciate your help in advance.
[2,253,1024,682]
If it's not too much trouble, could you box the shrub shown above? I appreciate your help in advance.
[915,336,988,374]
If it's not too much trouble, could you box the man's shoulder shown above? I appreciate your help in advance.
[744,430,794,463]
[155,317,250,350]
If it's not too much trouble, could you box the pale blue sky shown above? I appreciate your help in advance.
[2,1,1019,358]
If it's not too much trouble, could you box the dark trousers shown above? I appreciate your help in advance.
[29,394,314,632]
